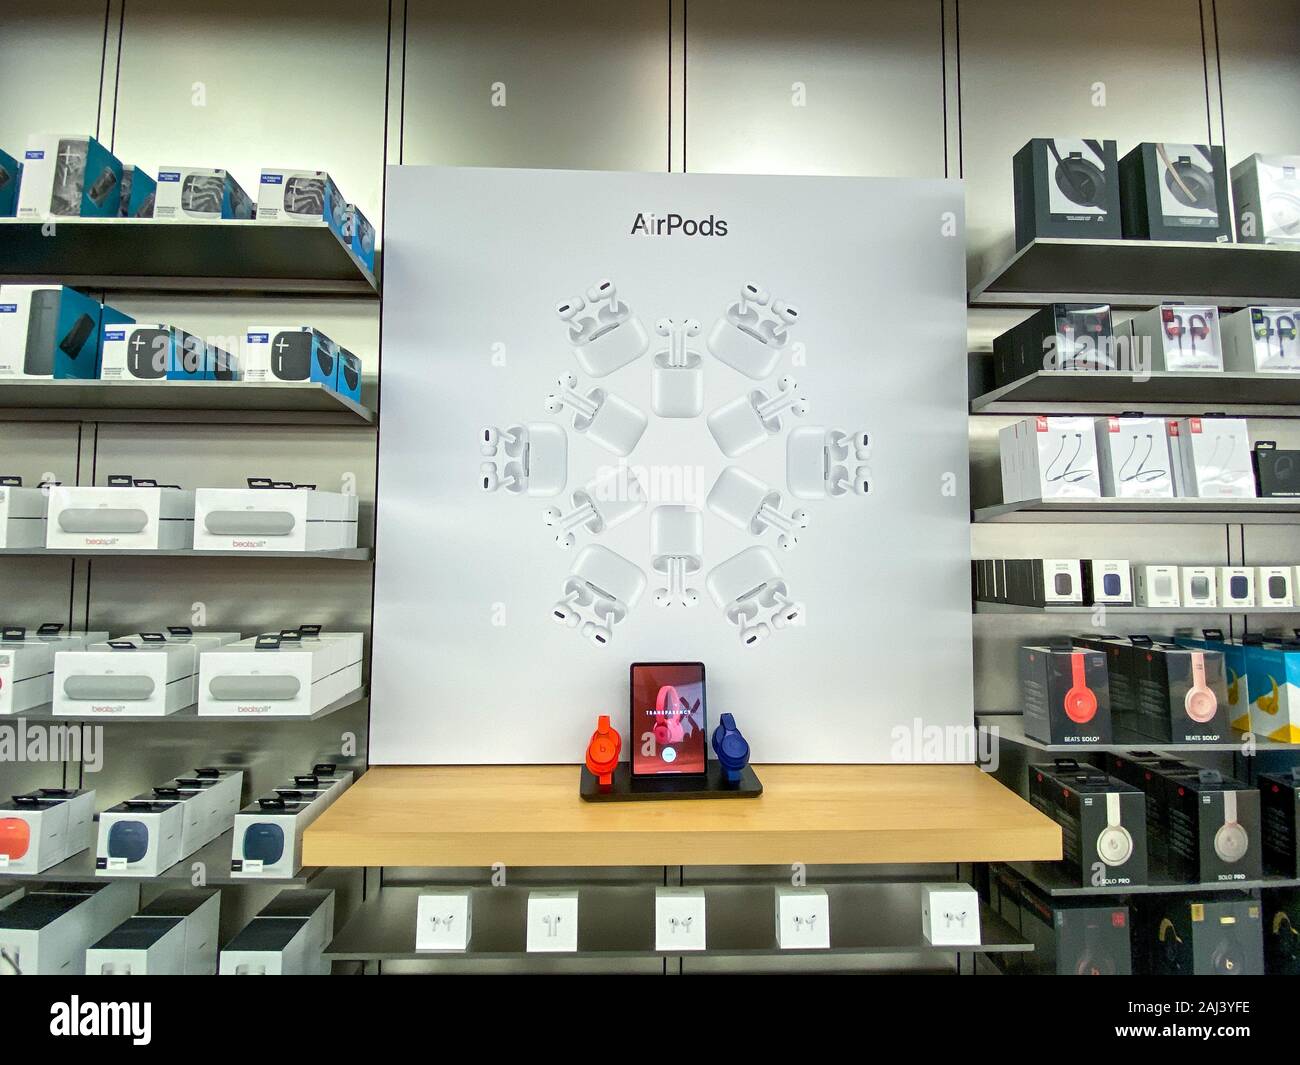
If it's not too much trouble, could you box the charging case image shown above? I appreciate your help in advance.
[570,315,648,379]
[57,508,149,535]
[0,818,31,860]
[707,312,786,380]
[1103,573,1122,596]
[204,511,297,537]
[786,426,871,499]
[650,506,703,606]
[243,823,286,865]
[209,675,302,701]
[64,674,156,701]
[107,821,151,864]
[707,379,805,458]
[1229,575,1249,600]
[480,422,567,497]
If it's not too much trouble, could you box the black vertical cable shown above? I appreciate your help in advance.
[939,0,948,178]
[667,0,672,172]
[109,1,126,151]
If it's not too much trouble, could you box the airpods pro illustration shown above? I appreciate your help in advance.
[650,505,702,607]
[786,426,872,499]
[542,467,647,548]
[544,372,648,457]
[479,422,567,496]
[707,283,801,380]
[706,467,809,550]
[651,318,704,417]
[706,546,804,646]
[556,278,650,378]
[550,544,646,647]
[706,376,808,457]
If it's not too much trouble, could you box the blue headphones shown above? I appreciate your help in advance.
[711,713,750,783]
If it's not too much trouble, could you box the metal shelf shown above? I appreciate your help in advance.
[10,690,367,723]
[973,601,1299,616]
[0,217,378,296]
[974,498,1300,524]
[0,380,373,425]
[969,238,1300,309]
[1007,859,1300,899]
[0,829,319,887]
[0,547,371,560]
[323,883,1031,961]
[970,370,1300,418]
[975,712,1293,754]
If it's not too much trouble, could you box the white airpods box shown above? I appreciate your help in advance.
[96,798,184,877]
[53,637,203,717]
[1167,417,1255,498]
[1222,307,1300,372]
[198,629,363,717]
[0,483,48,547]
[1218,566,1255,607]
[526,890,579,953]
[1258,566,1295,607]
[192,486,358,552]
[654,887,706,952]
[415,892,472,952]
[45,484,195,550]
[1181,565,1218,607]
[774,886,830,949]
[1010,416,1101,501]
[921,883,981,946]
[1135,565,1181,608]
[1095,416,1175,498]
[0,639,54,715]
[1123,305,1223,371]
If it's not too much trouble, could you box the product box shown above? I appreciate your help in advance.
[1222,306,1300,372]
[1119,143,1232,242]
[16,134,122,218]
[95,798,184,876]
[153,167,254,221]
[0,788,96,874]
[1095,416,1174,498]
[137,889,220,975]
[255,169,348,238]
[1121,304,1223,371]
[1082,559,1133,606]
[416,891,473,952]
[921,883,981,945]
[193,485,358,552]
[0,285,106,379]
[1017,885,1132,975]
[1258,565,1295,607]
[85,916,186,975]
[1000,558,1083,606]
[163,766,243,851]
[1138,895,1263,975]
[1134,564,1180,607]
[992,304,1115,386]
[168,329,240,382]
[199,629,363,717]
[1074,636,1141,734]
[1018,642,1112,744]
[774,886,830,949]
[45,481,195,550]
[52,633,214,717]
[1167,417,1256,498]
[654,887,706,951]
[1173,630,1250,733]
[1180,565,1218,608]
[0,636,54,715]
[1029,761,1148,888]
[525,889,579,953]
[1162,770,1262,884]
[101,321,172,381]
[1231,154,1300,245]
[0,148,20,217]
[335,348,362,403]
[1105,753,1193,867]
[230,795,323,879]
[1128,637,1229,743]
[0,883,139,975]
[1012,138,1122,248]
[1217,566,1255,607]
[118,164,155,218]
[0,479,48,549]
[241,325,338,386]
[1253,442,1300,498]
[218,889,334,975]
[1263,888,1300,974]
[1260,769,1300,879]
[1001,416,1102,501]
[345,203,376,276]
[1241,636,1300,741]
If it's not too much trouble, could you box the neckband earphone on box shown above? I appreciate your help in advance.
[1045,433,1092,483]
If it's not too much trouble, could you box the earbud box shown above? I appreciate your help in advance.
[0,788,96,874]
[1018,643,1112,745]
[1122,304,1223,371]
[153,167,254,221]
[1118,143,1232,242]
[1222,307,1300,372]
[1252,442,1300,497]
[85,915,188,975]
[1179,565,1218,608]
[1161,770,1262,884]
[992,305,1115,387]
[118,164,155,218]
[0,284,108,380]
[192,485,359,552]
[416,891,473,952]
[230,793,329,878]
[96,798,184,877]
[1029,762,1148,888]
[526,890,579,953]
[1006,416,1102,501]
[921,883,981,945]
[16,134,122,218]
[255,169,349,242]
[0,637,54,714]
[218,889,335,975]
[1137,895,1263,975]
[774,886,830,949]
[137,888,220,975]
[242,325,338,386]
[1012,138,1122,249]
[0,480,48,547]
[1258,565,1295,607]
[53,635,207,717]
[0,883,139,976]
[1217,566,1255,607]
[1095,416,1174,498]
[199,630,363,717]
[1083,559,1133,606]
[1134,564,1180,607]
[45,482,195,550]
[1167,417,1255,498]
[1232,154,1300,245]
[654,887,706,952]
[1128,638,1229,744]
[1018,888,1132,976]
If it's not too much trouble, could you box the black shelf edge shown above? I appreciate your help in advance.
[1006,859,1300,899]
[973,498,1300,524]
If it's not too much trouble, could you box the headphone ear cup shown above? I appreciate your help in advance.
[1055,157,1107,208]
[1165,160,1216,211]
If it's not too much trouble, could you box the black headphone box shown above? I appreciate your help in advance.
[1074,636,1140,733]
[1259,768,1300,878]
[1137,895,1263,975]
[991,303,1114,386]
[1119,142,1232,242]
[1161,770,1262,885]
[1018,643,1113,745]
[1253,441,1300,497]
[1017,880,1132,975]
[1263,888,1300,974]
[1013,138,1122,250]
[1125,637,1229,744]
[1029,761,1149,888]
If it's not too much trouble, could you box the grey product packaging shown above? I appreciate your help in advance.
[1073,635,1139,735]
[992,303,1115,386]
[1013,138,1123,248]
[1014,877,1132,975]
[1118,143,1232,242]
[1018,642,1112,745]
[1029,761,1149,888]
[1162,770,1262,884]
[1130,638,1230,744]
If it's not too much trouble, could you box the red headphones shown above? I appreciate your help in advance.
[1063,652,1098,724]
[585,715,621,787]
[652,685,685,746]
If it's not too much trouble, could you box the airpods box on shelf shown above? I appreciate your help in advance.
[1134,564,1181,608]
[1122,305,1223,371]
[1128,637,1229,744]
[1217,566,1255,608]
[117,164,155,218]
[1180,565,1218,608]
[0,637,54,715]
[774,886,830,949]
[1241,638,1300,742]
[0,883,139,976]
[1221,307,1300,372]
[256,169,348,239]
[241,325,338,387]
[1018,643,1112,745]
[1259,769,1300,878]
[0,149,20,217]
[1253,442,1300,497]
[137,888,220,975]
[192,485,358,552]
[921,883,981,945]
[153,167,254,221]
[101,322,173,381]
[45,482,195,550]
[1028,762,1148,888]
[17,134,122,219]
[992,304,1115,387]
[1258,566,1295,607]
[218,889,334,975]
[53,634,209,717]
[1095,416,1175,498]
[0,480,48,548]
[96,797,185,877]
[0,788,96,874]
[1082,559,1133,606]
[1167,417,1256,498]
[345,203,376,275]
[416,891,473,952]
[654,887,706,952]
[1173,631,1250,733]
[1118,143,1232,242]
[1012,138,1122,249]
[199,629,363,717]
[1161,770,1261,884]
[525,890,580,953]
[0,285,107,380]
[1232,154,1300,245]
[1002,416,1102,501]
[85,916,188,975]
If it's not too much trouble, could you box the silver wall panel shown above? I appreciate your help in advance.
[400,0,668,170]
[685,0,945,178]
[0,1,108,149]
[958,0,1211,281]
[1215,0,1300,159]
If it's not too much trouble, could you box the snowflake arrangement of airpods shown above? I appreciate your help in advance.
[478,278,874,648]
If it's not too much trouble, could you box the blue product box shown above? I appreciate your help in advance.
[166,331,240,381]
[346,204,376,276]
[50,288,104,379]
[256,169,349,241]
[0,149,20,217]
[334,349,361,402]
[1171,630,1250,733]
[119,165,157,218]
[17,135,122,218]
[1241,637,1300,743]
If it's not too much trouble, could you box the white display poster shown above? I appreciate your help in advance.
[372,166,971,763]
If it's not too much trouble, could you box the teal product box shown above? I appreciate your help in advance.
[119,165,156,218]
[334,349,361,402]
[154,167,254,221]
[1239,635,1300,744]
[0,149,20,217]
[242,326,335,386]
[345,204,376,276]
[17,134,122,218]
[0,286,110,379]
[168,331,240,382]
[1172,629,1251,734]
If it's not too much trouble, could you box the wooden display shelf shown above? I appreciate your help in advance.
[303,764,1062,868]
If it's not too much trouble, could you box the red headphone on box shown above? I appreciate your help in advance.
[652,685,686,746]
[1063,652,1098,724]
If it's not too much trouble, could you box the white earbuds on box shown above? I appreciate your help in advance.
[551,544,646,647]
[706,467,808,550]
[542,466,647,548]
[786,426,872,500]
[479,423,568,497]
[556,278,649,378]
[651,318,705,418]
[544,372,647,457]
[706,546,804,647]
[650,505,702,607]
[706,283,801,380]
[706,375,808,457]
